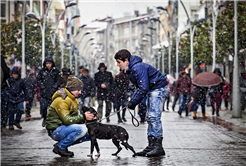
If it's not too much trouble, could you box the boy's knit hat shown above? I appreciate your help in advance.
[66,76,83,91]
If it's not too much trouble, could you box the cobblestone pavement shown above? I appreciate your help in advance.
[1,105,246,166]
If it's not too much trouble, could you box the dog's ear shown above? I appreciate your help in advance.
[81,106,89,113]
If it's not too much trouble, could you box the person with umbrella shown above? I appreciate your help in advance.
[208,68,225,116]
[192,70,224,117]
[191,85,208,119]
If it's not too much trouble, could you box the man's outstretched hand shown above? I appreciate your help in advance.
[85,112,94,121]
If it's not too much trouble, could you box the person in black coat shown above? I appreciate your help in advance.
[36,55,61,127]
[114,70,129,123]
[79,68,95,109]
[6,67,29,130]
[1,55,10,129]
[24,73,36,117]
[94,63,113,122]
[60,67,71,88]
[192,85,208,119]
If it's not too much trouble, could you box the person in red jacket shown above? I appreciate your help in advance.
[221,80,230,110]
[174,71,192,116]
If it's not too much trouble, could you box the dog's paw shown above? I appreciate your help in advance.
[112,153,117,156]
[95,153,100,158]
[132,153,136,157]
[87,154,93,158]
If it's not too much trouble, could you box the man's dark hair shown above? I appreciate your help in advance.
[82,68,89,73]
[78,65,84,70]
[114,49,131,62]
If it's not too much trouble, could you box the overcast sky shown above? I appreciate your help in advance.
[78,0,168,24]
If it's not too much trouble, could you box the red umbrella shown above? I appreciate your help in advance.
[192,72,222,87]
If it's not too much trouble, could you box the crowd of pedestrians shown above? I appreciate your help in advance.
[1,52,232,158]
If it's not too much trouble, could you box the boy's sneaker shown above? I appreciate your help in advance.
[14,123,22,129]
[178,111,182,116]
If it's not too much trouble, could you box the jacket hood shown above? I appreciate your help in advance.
[213,68,221,75]
[98,63,107,70]
[129,55,142,69]
[52,88,75,101]
[43,55,55,68]
[11,67,20,76]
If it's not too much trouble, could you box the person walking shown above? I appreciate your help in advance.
[209,68,225,116]
[60,68,71,88]
[24,73,36,117]
[114,49,170,157]
[6,67,29,130]
[175,71,192,116]
[36,55,61,127]
[79,68,95,109]
[162,73,172,111]
[46,76,94,157]
[114,70,129,123]
[94,63,113,122]
[1,55,10,129]
[192,85,208,119]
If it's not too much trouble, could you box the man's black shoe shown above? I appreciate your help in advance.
[122,118,127,122]
[42,119,46,127]
[53,144,74,157]
[14,122,22,129]
[178,111,182,116]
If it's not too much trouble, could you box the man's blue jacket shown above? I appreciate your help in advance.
[126,55,168,106]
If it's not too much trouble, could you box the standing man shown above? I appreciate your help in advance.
[1,55,10,129]
[79,68,95,108]
[94,63,113,122]
[37,55,61,127]
[114,49,170,157]
[24,73,36,117]
[174,71,192,116]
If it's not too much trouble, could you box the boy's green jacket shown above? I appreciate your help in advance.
[46,88,85,130]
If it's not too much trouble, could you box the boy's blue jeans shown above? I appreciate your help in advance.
[179,94,190,113]
[50,124,90,150]
[146,85,170,138]
[8,102,24,127]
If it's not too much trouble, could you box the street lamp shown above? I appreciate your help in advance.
[145,33,153,65]
[155,6,174,76]
[18,1,27,78]
[26,0,53,64]
[80,37,95,66]
[50,0,77,46]
[77,31,92,65]
[210,0,225,71]
[150,17,168,75]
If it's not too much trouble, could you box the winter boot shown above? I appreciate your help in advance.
[146,137,165,157]
[193,111,197,119]
[135,136,155,156]
[53,144,74,157]
[202,113,207,119]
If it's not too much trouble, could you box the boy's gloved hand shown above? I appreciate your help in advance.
[128,101,136,110]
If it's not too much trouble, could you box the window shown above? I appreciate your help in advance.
[1,0,8,24]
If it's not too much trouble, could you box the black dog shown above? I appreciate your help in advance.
[82,106,136,157]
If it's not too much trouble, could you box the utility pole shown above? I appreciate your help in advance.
[232,0,241,118]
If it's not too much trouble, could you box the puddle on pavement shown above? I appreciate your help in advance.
[205,116,246,136]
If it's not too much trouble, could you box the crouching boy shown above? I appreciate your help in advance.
[46,76,94,157]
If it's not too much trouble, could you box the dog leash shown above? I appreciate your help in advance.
[98,107,139,127]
